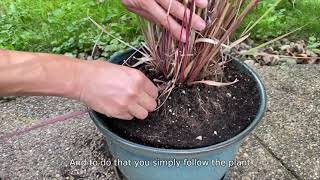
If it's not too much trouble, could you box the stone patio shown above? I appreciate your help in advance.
[0,64,319,180]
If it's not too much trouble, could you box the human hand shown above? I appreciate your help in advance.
[75,61,158,120]
[121,0,208,42]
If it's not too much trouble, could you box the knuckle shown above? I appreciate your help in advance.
[108,109,121,118]
[131,70,145,85]
[116,100,129,109]
[159,17,169,28]
[127,86,140,98]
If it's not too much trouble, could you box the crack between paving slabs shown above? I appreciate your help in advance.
[252,134,303,180]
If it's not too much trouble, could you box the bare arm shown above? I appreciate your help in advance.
[0,50,81,98]
[0,50,158,120]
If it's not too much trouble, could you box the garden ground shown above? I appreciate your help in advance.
[1,0,319,57]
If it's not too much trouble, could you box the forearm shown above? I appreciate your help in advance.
[0,50,82,99]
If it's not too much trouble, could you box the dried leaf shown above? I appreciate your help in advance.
[189,79,239,87]
[131,57,152,67]
[195,38,230,49]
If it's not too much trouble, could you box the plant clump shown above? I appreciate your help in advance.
[140,0,259,86]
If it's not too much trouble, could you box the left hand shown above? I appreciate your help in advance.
[121,0,208,42]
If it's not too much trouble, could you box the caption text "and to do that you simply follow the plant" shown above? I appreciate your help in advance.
[70,158,251,168]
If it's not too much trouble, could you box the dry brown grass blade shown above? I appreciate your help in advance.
[189,79,239,86]
[195,38,230,48]
[88,16,148,57]
[228,34,250,49]
[131,57,153,67]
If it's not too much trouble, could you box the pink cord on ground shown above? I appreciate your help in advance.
[0,108,90,141]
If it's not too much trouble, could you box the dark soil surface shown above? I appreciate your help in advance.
[96,61,261,149]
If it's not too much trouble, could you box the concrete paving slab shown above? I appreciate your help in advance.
[0,98,297,180]
[229,135,297,180]
[0,97,117,179]
[253,65,320,180]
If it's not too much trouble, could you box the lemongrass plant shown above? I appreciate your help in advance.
[139,0,259,86]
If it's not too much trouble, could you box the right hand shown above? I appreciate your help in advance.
[75,61,158,120]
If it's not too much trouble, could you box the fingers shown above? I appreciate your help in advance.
[87,62,159,121]
[128,91,157,120]
[101,107,134,120]
[156,0,206,31]
[145,0,188,42]
[116,114,134,120]
[143,77,159,98]
[122,0,208,42]
[126,7,158,23]
[128,104,149,120]
[112,92,156,120]
[138,92,157,112]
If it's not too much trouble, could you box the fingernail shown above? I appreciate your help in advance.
[195,19,206,31]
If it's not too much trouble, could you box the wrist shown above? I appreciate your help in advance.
[62,58,87,101]
[70,60,116,103]
[33,54,86,100]
[68,59,102,102]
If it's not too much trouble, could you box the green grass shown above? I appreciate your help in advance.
[0,0,142,56]
[0,0,319,54]
[239,0,320,42]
